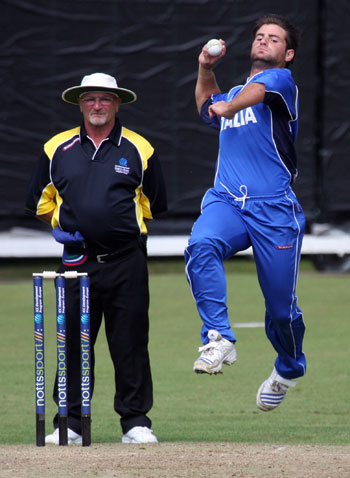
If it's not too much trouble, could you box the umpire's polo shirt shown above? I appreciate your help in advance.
[26,118,167,250]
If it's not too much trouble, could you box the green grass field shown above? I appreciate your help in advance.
[0,258,349,446]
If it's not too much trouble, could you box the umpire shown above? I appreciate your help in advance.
[26,73,167,444]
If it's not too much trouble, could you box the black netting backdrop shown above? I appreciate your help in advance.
[1,0,349,234]
[320,0,350,219]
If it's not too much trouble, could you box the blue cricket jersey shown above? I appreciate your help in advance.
[201,68,299,198]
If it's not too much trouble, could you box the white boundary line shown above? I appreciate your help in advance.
[233,322,265,328]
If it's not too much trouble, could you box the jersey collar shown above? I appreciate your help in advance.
[79,117,122,146]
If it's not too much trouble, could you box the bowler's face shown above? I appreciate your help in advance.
[250,24,294,67]
[78,92,121,128]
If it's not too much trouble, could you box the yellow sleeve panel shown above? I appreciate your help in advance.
[140,192,152,220]
[50,194,63,229]
[36,185,63,229]
[44,127,81,159]
[36,183,56,216]
[40,127,80,227]
[122,127,155,234]
[134,187,153,234]
[121,127,154,170]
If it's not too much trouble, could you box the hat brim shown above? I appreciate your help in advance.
[62,86,137,105]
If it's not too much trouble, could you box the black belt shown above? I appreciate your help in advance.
[93,246,135,263]
[66,242,138,264]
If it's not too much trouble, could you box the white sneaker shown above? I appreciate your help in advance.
[45,427,82,445]
[193,329,237,374]
[256,367,297,411]
[122,426,158,444]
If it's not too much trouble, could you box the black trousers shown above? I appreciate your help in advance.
[52,242,153,435]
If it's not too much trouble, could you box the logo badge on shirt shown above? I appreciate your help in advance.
[114,158,130,175]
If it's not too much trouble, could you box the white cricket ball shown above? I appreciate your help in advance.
[206,39,223,57]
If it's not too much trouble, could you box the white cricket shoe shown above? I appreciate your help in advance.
[193,329,237,374]
[256,367,297,411]
[122,426,158,444]
[45,427,82,445]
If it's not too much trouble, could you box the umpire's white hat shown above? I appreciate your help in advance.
[62,73,137,105]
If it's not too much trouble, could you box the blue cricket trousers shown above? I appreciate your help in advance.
[185,187,306,380]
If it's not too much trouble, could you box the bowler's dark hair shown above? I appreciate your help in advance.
[253,14,299,60]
